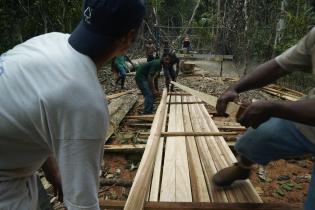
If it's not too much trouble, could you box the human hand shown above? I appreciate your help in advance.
[216,89,239,116]
[237,101,273,129]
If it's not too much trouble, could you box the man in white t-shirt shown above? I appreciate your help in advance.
[213,27,315,210]
[0,0,145,209]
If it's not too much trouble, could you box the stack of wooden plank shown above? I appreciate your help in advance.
[123,90,262,210]
[262,84,305,101]
[149,95,262,203]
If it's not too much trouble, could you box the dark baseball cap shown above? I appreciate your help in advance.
[69,0,145,57]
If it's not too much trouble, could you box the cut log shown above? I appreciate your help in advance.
[106,93,138,142]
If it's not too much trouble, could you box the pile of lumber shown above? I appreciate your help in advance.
[122,90,261,210]
[262,84,305,101]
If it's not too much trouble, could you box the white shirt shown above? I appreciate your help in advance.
[0,32,108,210]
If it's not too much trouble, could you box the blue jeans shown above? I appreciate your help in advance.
[235,118,315,210]
[136,78,154,114]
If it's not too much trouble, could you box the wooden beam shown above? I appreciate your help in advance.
[100,200,302,210]
[106,89,137,100]
[104,144,146,153]
[160,96,177,201]
[126,115,155,120]
[149,96,170,201]
[174,95,192,201]
[139,131,240,137]
[171,82,240,116]
[182,96,210,202]
[167,102,204,104]
[197,103,262,203]
[124,89,168,210]
[128,123,152,128]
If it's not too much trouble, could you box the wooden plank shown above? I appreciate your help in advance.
[197,102,262,203]
[139,131,240,137]
[167,102,204,104]
[149,96,170,201]
[126,115,155,120]
[188,98,240,202]
[182,96,210,202]
[171,82,240,116]
[106,89,137,100]
[144,202,303,210]
[174,95,192,202]
[160,95,177,201]
[190,98,246,203]
[104,144,146,153]
[124,89,168,210]
[187,100,228,202]
[100,200,302,210]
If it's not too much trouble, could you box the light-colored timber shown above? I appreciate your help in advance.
[171,81,240,116]
[124,89,168,210]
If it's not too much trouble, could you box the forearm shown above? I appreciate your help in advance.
[270,99,315,126]
[231,59,287,93]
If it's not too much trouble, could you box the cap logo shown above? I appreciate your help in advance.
[84,7,93,24]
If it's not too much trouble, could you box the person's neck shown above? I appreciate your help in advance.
[92,52,114,71]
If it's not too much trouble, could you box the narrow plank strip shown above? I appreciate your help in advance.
[149,96,170,201]
[100,200,302,210]
[188,100,228,202]
[182,96,210,202]
[104,144,145,153]
[188,97,239,202]
[160,95,177,201]
[197,102,262,203]
[174,95,192,202]
[124,89,168,210]
[191,98,246,203]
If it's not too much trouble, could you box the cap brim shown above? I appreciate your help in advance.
[68,21,115,58]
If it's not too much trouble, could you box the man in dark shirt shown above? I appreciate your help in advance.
[135,56,171,114]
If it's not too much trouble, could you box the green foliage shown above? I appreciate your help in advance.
[0,0,82,53]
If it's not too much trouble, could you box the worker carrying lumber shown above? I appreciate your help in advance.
[135,56,171,114]
[145,38,157,62]
[0,0,145,209]
[111,54,134,90]
[213,27,315,210]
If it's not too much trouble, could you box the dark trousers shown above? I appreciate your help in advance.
[163,67,177,91]
[116,67,127,89]
[136,78,154,114]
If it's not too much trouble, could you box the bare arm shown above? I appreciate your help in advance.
[231,59,287,93]
[42,156,63,202]
[216,59,288,115]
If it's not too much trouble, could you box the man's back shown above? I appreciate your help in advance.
[0,32,108,209]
